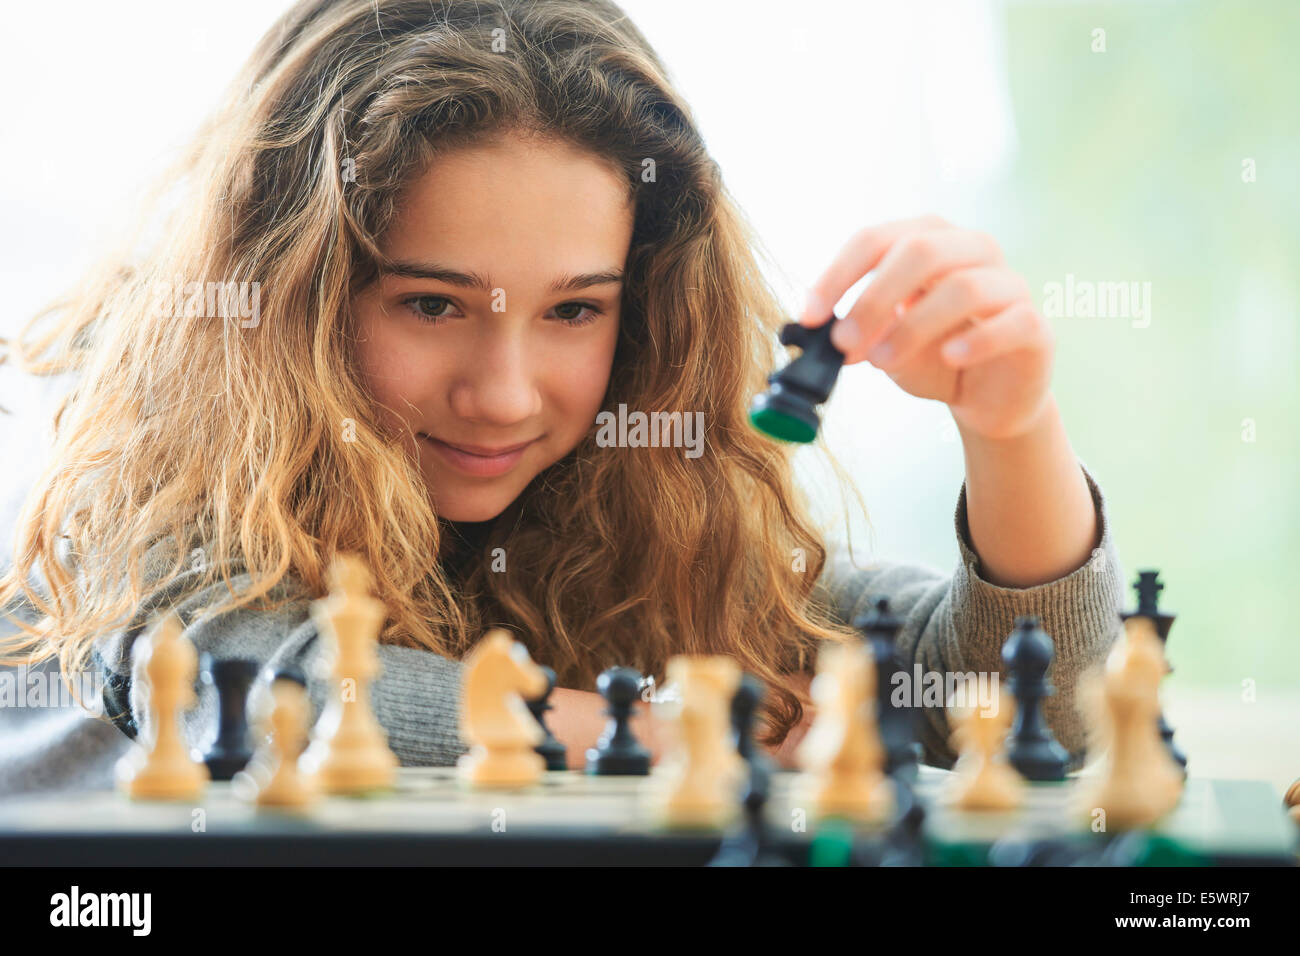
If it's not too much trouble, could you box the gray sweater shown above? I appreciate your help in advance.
[0,463,1124,795]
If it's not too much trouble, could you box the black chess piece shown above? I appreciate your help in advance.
[853,597,921,780]
[748,317,846,443]
[526,665,567,771]
[708,756,789,866]
[881,777,927,867]
[199,655,259,780]
[731,672,771,776]
[1121,569,1187,773]
[585,667,651,775]
[988,836,1100,867]
[1001,617,1069,781]
[710,674,791,866]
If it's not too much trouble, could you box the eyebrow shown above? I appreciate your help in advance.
[383,260,624,294]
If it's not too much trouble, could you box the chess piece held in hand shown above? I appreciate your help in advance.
[458,629,549,789]
[797,640,893,823]
[1082,616,1184,830]
[299,553,399,794]
[749,318,846,444]
[116,612,210,801]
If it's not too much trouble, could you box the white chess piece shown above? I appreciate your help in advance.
[457,629,548,788]
[116,612,209,800]
[797,641,892,823]
[658,655,743,827]
[944,683,1024,811]
[1082,616,1184,829]
[299,553,398,794]
[255,677,318,810]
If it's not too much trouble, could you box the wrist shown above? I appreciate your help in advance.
[955,393,1060,452]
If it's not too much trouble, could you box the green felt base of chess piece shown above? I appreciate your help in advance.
[748,318,845,444]
[748,403,817,444]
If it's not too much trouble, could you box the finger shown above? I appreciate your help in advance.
[836,228,1003,361]
[939,302,1053,367]
[798,214,952,327]
[866,267,1030,371]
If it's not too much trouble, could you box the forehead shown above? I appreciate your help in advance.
[384,136,635,279]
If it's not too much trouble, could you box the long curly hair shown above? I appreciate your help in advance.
[0,0,866,745]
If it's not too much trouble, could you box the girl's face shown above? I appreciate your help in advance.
[354,135,634,523]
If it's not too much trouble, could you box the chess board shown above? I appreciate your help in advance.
[0,767,1293,866]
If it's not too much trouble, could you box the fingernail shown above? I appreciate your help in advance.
[831,320,861,351]
[943,338,969,360]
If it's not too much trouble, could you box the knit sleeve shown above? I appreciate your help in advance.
[814,461,1125,770]
[94,542,468,768]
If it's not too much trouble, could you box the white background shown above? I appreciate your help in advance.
[0,0,1018,572]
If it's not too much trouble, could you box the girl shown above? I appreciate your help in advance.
[0,0,1122,780]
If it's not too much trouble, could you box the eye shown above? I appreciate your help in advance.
[401,295,458,323]
[550,301,604,327]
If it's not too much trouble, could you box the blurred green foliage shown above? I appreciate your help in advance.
[978,2,1300,688]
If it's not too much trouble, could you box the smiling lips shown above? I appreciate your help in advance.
[420,433,537,477]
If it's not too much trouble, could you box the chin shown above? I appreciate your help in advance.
[428,483,519,523]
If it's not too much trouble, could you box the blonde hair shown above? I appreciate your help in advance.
[0,0,866,744]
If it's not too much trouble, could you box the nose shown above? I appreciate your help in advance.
[447,328,543,426]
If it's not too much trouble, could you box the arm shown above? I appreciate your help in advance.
[959,396,1099,587]
[815,462,1124,770]
[797,216,1126,768]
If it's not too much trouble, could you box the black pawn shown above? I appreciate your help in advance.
[585,667,650,775]
[1121,569,1187,772]
[199,655,259,780]
[1001,617,1069,781]
[526,666,567,771]
[853,597,920,780]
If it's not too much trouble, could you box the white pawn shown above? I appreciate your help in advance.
[254,675,318,810]
[944,683,1024,811]
[457,629,549,789]
[116,612,210,801]
[658,655,743,828]
[299,553,398,794]
[1083,616,1184,829]
[797,641,892,823]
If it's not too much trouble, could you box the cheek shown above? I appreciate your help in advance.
[354,306,428,429]
[548,328,617,425]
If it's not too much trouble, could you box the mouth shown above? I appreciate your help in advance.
[419,433,539,477]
